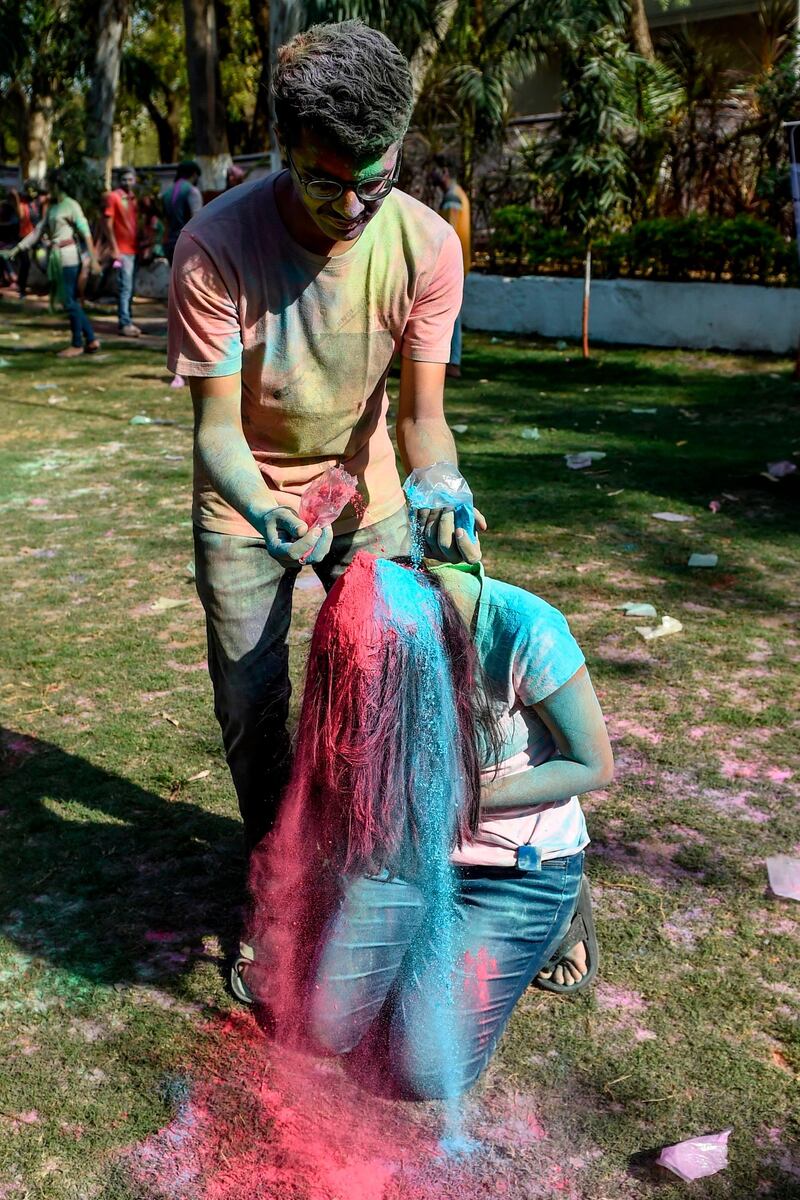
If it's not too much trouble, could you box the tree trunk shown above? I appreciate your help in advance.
[582,245,592,359]
[143,94,181,164]
[409,0,459,104]
[629,0,655,61]
[182,0,231,186]
[28,96,53,181]
[248,0,272,152]
[268,0,302,169]
[85,0,129,185]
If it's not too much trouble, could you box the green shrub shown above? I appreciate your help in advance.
[489,209,799,286]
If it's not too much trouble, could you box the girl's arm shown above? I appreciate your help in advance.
[13,217,46,254]
[480,666,613,815]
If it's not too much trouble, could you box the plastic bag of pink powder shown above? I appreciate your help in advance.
[299,466,359,529]
[656,1129,732,1181]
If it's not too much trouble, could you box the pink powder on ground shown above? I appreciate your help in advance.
[595,983,647,1013]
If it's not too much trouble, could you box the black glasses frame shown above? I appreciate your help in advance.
[285,146,402,203]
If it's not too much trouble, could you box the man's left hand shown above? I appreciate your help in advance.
[415,506,487,564]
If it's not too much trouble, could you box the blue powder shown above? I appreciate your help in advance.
[374,561,469,1142]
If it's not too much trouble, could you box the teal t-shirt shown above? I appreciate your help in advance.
[434,562,589,864]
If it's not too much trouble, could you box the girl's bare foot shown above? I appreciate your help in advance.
[537,939,588,987]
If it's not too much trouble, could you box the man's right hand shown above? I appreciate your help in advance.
[260,506,333,567]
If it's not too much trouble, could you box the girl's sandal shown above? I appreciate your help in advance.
[230,942,256,1005]
[535,874,599,995]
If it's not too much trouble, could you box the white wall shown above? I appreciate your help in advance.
[462,273,800,355]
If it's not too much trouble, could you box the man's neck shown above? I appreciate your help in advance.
[274,170,359,258]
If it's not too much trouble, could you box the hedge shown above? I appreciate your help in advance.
[489,207,799,287]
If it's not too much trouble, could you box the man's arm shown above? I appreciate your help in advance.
[481,668,614,814]
[190,373,332,566]
[103,200,120,260]
[396,356,486,562]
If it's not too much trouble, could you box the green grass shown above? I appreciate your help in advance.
[1,297,799,1198]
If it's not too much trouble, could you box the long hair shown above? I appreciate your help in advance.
[247,551,502,1034]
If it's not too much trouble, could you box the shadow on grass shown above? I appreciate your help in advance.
[0,727,245,992]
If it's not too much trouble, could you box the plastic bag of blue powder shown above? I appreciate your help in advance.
[402,462,476,540]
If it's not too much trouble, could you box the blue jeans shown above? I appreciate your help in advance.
[194,508,411,848]
[117,253,136,328]
[449,311,462,366]
[307,852,584,1098]
[61,264,95,348]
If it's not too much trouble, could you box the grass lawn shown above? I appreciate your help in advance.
[0,294,798,1199]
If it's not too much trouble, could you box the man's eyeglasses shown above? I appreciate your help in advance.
[286,146,402,203]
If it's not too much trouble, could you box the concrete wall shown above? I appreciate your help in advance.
[462,273,800,355]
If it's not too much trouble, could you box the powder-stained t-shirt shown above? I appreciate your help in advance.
[17,197,90,269]
[167,173,464,536]
[104,189,138,256]
[434,564,589,868]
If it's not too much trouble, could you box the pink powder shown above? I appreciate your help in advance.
[298,465,359,528]
[595,983,647,1013]
[463,947,498,1010]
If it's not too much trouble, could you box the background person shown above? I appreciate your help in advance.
[104,166,140,336]
[161,160,203,264]
[429,155,471,379]
[9,180,47,300]
[8,169,101,358]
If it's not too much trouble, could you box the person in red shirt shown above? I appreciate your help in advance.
[10,180,47,300]
[103,167,140,336]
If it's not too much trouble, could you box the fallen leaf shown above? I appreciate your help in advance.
[187,769,210,782]
[160,712,180,728]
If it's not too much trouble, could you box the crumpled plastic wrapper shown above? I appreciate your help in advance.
[403,462,476,539]
[656,1129,732,1181]
[298,466,358,528]
[766,856,800,901]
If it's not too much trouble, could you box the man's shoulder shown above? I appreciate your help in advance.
[389,189,454,237]
[182,175,269,238]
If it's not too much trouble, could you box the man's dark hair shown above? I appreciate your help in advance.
[175,160,201,181]
[433,153,457,178]
[272,20,413,161]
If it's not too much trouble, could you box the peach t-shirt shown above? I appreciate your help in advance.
[167,173,464,536]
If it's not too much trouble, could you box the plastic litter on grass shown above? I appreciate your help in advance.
[521,427,540,440]
[635,615,683,642]
[766,856,800,901]
[656,1129,732,1182]
[688,553,718,568]
[566,451,606,470]
[766,461,796,479]
[652,511,693,522]
[149,597,191,613]
[617,602,657,618]
[451,424,469,434]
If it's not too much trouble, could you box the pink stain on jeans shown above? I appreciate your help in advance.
[462,947,498,1009]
